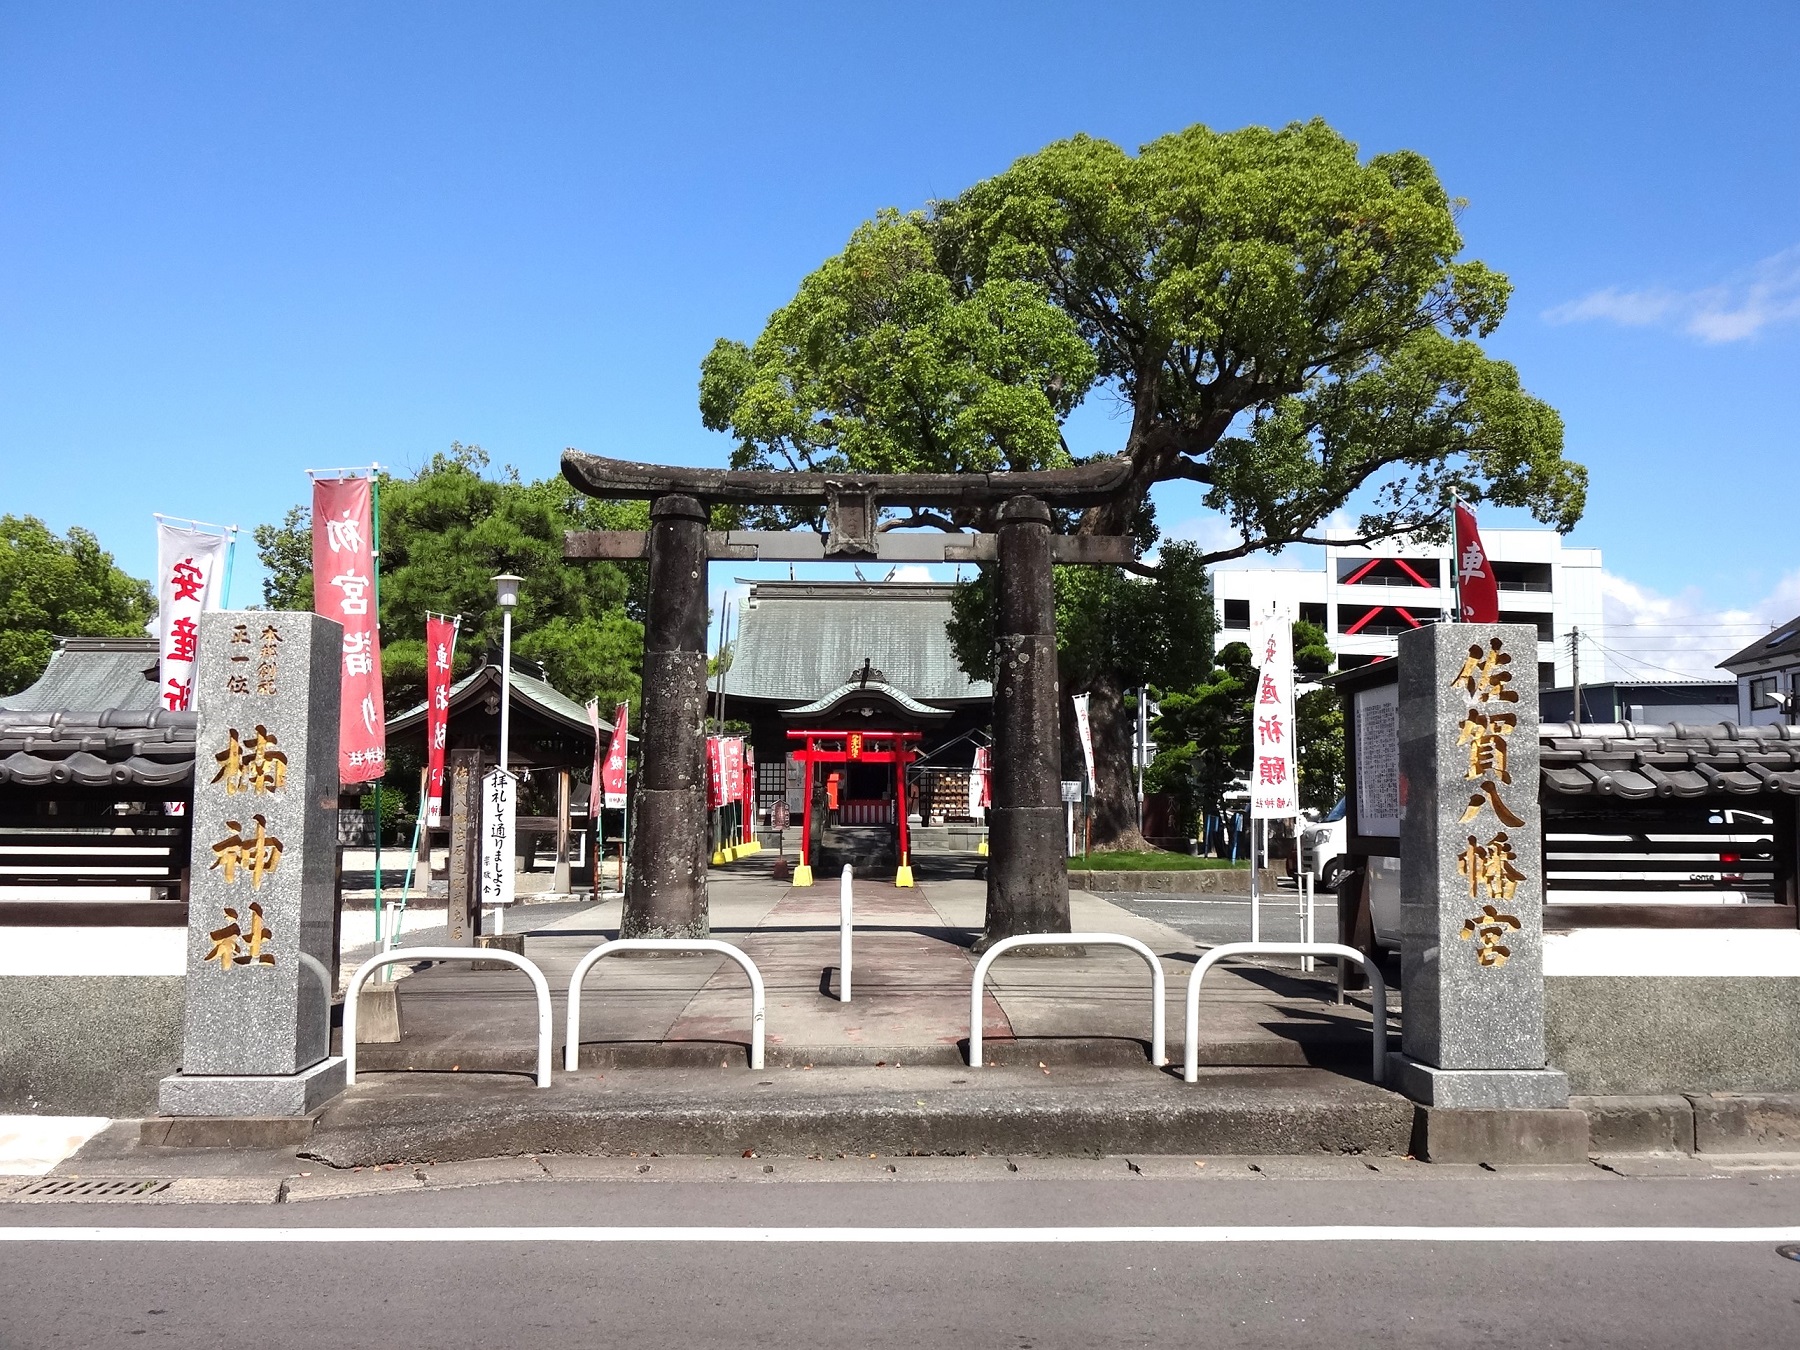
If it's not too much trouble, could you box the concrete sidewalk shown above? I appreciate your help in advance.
[346,856,1389,1076]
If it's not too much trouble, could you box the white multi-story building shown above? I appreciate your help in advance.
[1208,529,1606,689]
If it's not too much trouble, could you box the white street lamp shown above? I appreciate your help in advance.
[489,573,522,937]
[492,573,522,773]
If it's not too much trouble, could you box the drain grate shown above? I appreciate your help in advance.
[12,1177,172,1200]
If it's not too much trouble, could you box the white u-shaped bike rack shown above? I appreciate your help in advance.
[969,933,1167,1068]
[1184,942,1387,1085]
[565,939,766,1071]
[342,946,555,1088]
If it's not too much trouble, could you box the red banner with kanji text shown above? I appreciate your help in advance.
[424,615,457,826]
[706,736,725,809]
[1455,501,1501,624]
[600,702,629,811]
[312,476,387,784]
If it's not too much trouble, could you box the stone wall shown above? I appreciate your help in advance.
[1548,975,1800,1095]
[0,976,184,1115]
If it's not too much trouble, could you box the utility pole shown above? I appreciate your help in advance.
[1570,626,1582,724]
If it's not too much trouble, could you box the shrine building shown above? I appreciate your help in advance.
[716,580,993,869]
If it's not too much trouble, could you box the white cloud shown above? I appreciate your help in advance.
[885,565,935,583]
[1597,568,1800,679]
[1544,245,1800,343]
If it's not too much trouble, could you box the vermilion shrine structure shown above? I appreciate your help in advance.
[560,451,1136,944]
[786,728,921,887]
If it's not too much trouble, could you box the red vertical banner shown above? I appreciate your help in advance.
[723,738,746,815]
[706,736,725,810]
[311,476,386,784]
[600,702,629,810]
[1454,501,1501,624]
[424,615,457,827]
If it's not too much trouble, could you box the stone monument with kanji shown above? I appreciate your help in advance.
[159,611,346,1116]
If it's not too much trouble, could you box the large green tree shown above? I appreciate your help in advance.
[254,445,646,734]
[0,516,156,696]
[700,119,1585,844]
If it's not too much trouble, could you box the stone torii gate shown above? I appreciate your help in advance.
[560,451,1137,945]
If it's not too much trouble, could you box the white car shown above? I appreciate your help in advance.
[1300,798,1348,890]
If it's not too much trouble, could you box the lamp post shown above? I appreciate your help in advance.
[493,573,521,772]
[490,573,522,936]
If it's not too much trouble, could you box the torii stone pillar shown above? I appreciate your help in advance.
[984,495,1070,944]
[623,493,711,938]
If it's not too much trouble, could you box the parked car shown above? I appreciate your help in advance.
[1300,798,1348,890]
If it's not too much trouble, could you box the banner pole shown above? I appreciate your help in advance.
[370,468,385,947]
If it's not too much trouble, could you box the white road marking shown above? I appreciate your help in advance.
[2,1225,1799,1244]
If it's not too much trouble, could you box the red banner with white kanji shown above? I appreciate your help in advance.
[1249,602,1298,818]
[600,702,629,811]
[705,735,725,810]
[722,737,745,811]
[424,614,457,826]
[311,476,386,784]
[1454,501,1501,624]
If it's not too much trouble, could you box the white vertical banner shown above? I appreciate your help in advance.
[1071,693,1097,793]
[1249,602,1298,819]
[154,524,228,714]
[481,768,517,911]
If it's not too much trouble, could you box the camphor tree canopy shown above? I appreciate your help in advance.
[701,119,1586,845]
[0,515,156,697]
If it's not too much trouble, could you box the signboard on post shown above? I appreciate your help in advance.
[480,768,516,911]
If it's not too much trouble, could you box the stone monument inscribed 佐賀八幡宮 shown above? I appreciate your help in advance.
[159,611,345,1116]
[1393,622,1569,1109]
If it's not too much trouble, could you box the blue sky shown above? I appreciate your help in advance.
[3,2,1796,674]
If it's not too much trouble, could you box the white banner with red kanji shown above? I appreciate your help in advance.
[1071,693,1097,793]
[154,524,228,714]
[424,614,457,827]
[969,744,991,818]
[1249,602,1298,818]
[311,476,386,784]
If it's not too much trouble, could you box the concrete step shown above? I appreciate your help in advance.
[300,1064,1414,1167]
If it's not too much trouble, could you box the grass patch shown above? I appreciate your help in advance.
[1068,850,1246,872]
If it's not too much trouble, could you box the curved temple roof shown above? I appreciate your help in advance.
[0,708,197,789]
[1539,721,1800,798]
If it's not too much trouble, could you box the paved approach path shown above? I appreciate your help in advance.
[350,854,1387,1075]
[7,1165,1800,1348]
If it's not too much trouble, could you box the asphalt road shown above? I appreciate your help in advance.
[7,1168,1800,1348]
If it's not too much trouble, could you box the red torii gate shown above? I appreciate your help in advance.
[786,729,921,888]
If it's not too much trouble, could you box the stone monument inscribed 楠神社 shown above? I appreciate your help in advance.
[1393,622,1568,1109]
[159,611,345,1116]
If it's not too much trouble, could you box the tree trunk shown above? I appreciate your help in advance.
[1085,669,1150,852]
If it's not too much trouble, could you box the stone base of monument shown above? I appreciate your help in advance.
[356,981,402,1043]
[474,933,527,970]
[1410,1105,1591,1164]
[1390,1054,1570,1109]
[157,1056,347,1117]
